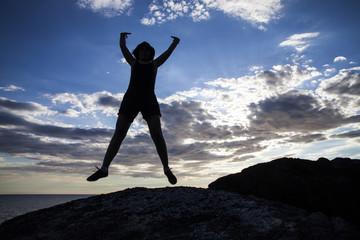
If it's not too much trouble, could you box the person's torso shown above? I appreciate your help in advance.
[128,61,157,91]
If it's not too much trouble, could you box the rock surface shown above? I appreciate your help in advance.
[1,187,359,240]
[209,157,360,228]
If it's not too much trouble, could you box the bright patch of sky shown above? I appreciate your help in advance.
[1,0,360,194]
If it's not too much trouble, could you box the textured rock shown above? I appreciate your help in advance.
[1,187,359,240]
[209,157,360,228]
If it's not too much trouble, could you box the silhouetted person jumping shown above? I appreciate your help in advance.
[87,32,179,185]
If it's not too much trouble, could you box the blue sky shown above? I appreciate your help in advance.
[1,0,359,194]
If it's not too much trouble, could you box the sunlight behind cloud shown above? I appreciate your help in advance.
[316,71,360,116]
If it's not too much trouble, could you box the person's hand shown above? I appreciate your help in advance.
[171,36,180,44]
[121,32,131,38]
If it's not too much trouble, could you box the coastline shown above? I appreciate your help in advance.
[0,194,94,224]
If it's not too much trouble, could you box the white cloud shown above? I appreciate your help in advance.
[77,0,283,28]
[63,109,81,118]
[0,85,25,92]
[141,0,282,28]
[141,0,210,25]
[48,91,124,117]
[169,63,322,129]
[316,70,360,116]
[204,0,282,28]
[0,97,55,117]
[140,16,157,25]
[77,0,133,17]
[249,65,263,73]
[279,32,320,52]
[347,66,360,72]
[190,1,210,21]
[324,68,336,76]
[334,56,347,63]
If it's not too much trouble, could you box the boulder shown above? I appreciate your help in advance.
[209,157,360,228]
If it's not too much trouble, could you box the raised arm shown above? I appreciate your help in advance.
[153,36,180,68]
[120,32,135,66]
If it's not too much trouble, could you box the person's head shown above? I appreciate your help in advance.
[132,42,155,62]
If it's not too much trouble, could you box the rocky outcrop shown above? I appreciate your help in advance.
[1,187,359,240]
[209,157,360,229]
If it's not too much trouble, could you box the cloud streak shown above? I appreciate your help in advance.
[0,85,25,92]
[279,32,320,52]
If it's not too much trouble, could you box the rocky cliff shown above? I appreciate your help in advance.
[1,187,359,240]
[209,157,360,229]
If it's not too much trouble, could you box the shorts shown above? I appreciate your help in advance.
[118,89,161,122]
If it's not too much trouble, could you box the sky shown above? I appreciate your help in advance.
[0,0,359,194]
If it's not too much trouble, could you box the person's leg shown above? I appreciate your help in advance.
[146,115,177,184]
[146,115,168,168]
[102,114,132,168]
[87,114,131,181]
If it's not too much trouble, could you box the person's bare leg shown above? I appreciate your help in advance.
[87,114,131,181]
[146,115,176,184]
[146,115,168,168]
[102,114,132,168]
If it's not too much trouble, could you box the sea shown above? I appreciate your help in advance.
[0,194,94,224]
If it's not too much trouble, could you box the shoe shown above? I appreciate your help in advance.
[87,166,108,182]
[165,168,177,185]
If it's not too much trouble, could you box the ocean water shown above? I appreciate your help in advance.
[0,194,94,224]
